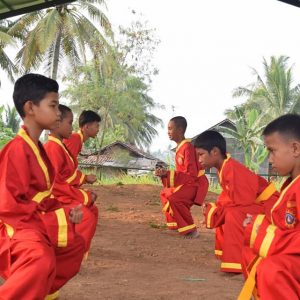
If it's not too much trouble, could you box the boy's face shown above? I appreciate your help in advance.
[264,132,300,176]
[168,121,182,141]
[84,121,100,138]
[57,111,73,139]
[30,92,61,130]
[196,148,217,169]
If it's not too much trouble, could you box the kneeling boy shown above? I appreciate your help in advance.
[193,130,279,273]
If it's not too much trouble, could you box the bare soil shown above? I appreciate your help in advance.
[59,184,243,300]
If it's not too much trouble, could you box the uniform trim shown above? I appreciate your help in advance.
[250,214,265,248]
[206,203,217,229]
[18,128,51,189]
[178,223,196,233]
[55,208,68,247]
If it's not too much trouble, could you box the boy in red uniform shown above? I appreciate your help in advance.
[238,114,300,300]
[44,105,98,252]
[0,74,85,299]
[155,116,208,238]
[193,130,279,273]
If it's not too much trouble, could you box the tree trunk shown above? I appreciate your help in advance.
[50,28,62,80]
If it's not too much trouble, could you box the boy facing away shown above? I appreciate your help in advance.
[0,74,85,299]
[155,116,208,238]
[193,130,279,273]
[239,114,300,300]
[44,104,98,253]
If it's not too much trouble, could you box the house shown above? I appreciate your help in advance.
[79,141,167,178]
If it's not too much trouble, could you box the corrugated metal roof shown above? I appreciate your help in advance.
[0,0,75,19]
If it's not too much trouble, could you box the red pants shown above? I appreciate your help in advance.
[0,229,85,300]
[160,188,178,230]
[160,185,198,235]
[64,203,98,252]
[256,254,300,300]
[75,205,98,251]
[215,205,264,273]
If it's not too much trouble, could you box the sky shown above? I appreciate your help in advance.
[1,0,300,151]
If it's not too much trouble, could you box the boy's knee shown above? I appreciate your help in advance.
[26,243,56,277]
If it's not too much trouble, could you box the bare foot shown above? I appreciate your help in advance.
[183,231,200,239]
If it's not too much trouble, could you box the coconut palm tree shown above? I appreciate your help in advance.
[233,56,300,121]
[0,20,18,85]
[9,0,112,80]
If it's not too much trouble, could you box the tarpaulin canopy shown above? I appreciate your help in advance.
[0,0,74,19]
[278,0,300,8]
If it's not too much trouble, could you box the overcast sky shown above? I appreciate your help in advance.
[1,0,300,151]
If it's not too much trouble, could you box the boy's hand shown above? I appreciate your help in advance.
[69,204,83,224]
[90,191,97,206]
[243,213,253,228]
[85,174,97,184]
[154,168,167,177]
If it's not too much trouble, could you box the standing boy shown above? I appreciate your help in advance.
[0,74,85,299]
[193,130,279,273]
[239,114,300,299]
[44,104,98,252]
[156,116,208,238]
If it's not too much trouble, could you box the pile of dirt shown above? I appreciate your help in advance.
[59,184,243,300]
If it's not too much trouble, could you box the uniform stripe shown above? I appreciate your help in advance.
[55,208,68,247]
[18,128,51,189]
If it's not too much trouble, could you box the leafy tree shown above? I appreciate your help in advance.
[9,0,112,79]
[233,56,300,122]
[0,105,15,149]
[5,105,20,133]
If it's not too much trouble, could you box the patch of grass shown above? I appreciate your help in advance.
[148,198,161,206]
[149,221,167,229]
[99,174,160,186]
[106,205,120,212]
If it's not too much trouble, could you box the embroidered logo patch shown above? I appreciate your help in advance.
[285,209,296,228]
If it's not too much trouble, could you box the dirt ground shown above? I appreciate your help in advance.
[58,184,243,300]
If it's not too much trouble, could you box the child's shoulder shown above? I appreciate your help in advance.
[0,135,28,160]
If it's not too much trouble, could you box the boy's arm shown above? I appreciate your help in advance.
[181,144,199,176]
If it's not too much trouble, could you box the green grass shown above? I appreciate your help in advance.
[98,174,160,185]
[149,221,167,229]
[106,205,120,212]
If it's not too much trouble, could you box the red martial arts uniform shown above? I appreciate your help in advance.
[238,175,300,300]
[44,136,98,251]
[160,139,208,234]
[0,127,85,300]
[63,130,83,161]
[204,154,279,273]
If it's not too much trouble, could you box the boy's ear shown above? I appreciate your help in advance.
[23,101,35,116]
[292,140,300,158]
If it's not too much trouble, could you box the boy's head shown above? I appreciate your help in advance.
[193,130,227,169]
[263,114,300,177]
[13,73,60,130]
[51,104,73,139]
[79,110,101,138]
[168,116,187,142]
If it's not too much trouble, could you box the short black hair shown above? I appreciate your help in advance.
[263,114,300,141]
[59,104,72,120]
[13,73,59,118]
[79,110,101,127]
[170,116,187,132]
[193,130,227,156]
